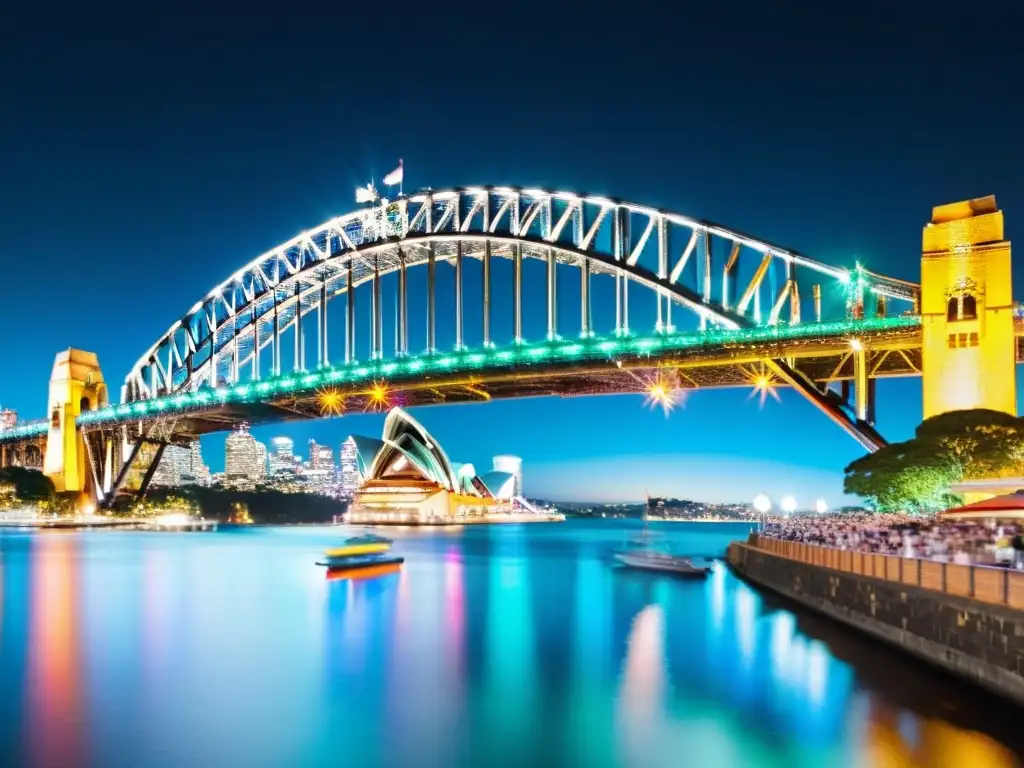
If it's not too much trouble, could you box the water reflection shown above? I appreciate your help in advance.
[0,522,1021,767]
[25,534,84,768]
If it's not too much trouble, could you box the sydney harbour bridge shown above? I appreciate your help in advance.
[0,187,1016,506]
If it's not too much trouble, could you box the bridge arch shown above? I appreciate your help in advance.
[122,187,918,408]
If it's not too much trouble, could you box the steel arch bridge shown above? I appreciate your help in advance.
[2,186,932,502]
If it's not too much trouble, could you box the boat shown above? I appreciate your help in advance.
[613,550,711,577]
[611,493,711,578]
[317,534,403,572]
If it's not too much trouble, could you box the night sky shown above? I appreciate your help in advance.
[1,8,1021,504]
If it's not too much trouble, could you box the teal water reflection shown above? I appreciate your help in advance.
[0,521,1021,767]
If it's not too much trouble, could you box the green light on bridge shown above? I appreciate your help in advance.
[69,316,921,430]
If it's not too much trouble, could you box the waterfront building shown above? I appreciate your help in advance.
[339,436,361,498]
[224,423,267,484]
[492,455,523,497]
[347,408,557,525]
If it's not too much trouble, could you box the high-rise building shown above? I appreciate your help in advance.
[339,436,361,497]
[308,440,334,472]
[269,436,296,474]
[225,424,267,483]
[188,441,212,486]
[0,409,16,431]
[151,440,211,487]
[493,455,523,497]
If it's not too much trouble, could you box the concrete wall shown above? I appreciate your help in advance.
[728,542,1024,706]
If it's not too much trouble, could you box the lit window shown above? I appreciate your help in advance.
[969,332,979,347]
[947,334,957,349]
[958,333,968,347]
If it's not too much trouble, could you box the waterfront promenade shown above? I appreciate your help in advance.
[729,533,1024,706]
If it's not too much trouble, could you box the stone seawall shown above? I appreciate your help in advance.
[728,542,1024,706]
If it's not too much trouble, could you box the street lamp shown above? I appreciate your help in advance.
[753,494,771,514]
[815,499,828,515]
[780,495,797,517]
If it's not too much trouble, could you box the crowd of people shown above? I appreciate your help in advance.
[763,514,1024,567]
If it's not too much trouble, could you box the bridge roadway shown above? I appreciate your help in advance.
[0,317,922,452]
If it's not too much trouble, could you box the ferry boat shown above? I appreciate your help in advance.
[613,550,711,577]
[612,506,711,578]
[317,535,404,572]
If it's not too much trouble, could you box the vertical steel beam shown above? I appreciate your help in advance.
[853,345,868,421]
[513,242,523,343]
[427,242,437,353]
[483,239,492,346]
[294,283,303,371]
[701,229,712,330]
[455,240,464,349]
[656,215,667,332]
[346,261,355,363]
[722,242,740,311]
[253,316,260,379]
[231,317,240,382]
[209,336,217,389]
[813,284,822,323]
[614,207,623,335]
[867,377,877,425]
[319,281,328,367]
[272,296,281,375]
[398,249,408,356]
[372,256,382,359]
[580,256,591,337]
[546,246,557,340]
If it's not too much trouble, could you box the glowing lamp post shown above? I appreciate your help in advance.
[780,495,797,517]
[815,499,828,515]
[752,494,771,528]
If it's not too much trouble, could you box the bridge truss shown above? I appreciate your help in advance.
[2,186,934,502]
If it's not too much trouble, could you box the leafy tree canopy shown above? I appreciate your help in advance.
[0,467,55,502]
[844,409,1024,512]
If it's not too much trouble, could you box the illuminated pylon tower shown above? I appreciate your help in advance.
[921,196,1016,418]
[42,349,108,495]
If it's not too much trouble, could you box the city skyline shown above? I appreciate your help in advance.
[1,9,1020,505]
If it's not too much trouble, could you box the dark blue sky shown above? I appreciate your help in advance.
[1,8,1021,504]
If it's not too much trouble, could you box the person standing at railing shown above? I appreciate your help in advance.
[1012,533,1024,570]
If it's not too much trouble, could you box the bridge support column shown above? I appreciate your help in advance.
[319,282,328,367]
[272,300,281,375]
[546,247,557,340]
[455,241,464,350]
[427,243,437,353]
[483,240,492,347]
[346,260,355,363]
[294,283,304,371]
[921,196,1015,418]
[580,256,591,337]
[42,350,108,498]
[513,243,522,343]
[700,229,712,331]
[853,344,868,422]
[372,256,382,360]
[398,249,408,356]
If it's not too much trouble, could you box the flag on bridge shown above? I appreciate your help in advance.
[383,160,403,188]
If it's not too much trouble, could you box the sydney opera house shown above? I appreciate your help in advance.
[346,408,561,525]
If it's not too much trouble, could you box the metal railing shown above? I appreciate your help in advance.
[742,534,1024,611]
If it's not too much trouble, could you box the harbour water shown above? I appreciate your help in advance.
[1,520,1021,767]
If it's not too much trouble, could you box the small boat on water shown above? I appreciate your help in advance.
[317,534,404,573]
[613,549,711,577]
[612,502,711,578]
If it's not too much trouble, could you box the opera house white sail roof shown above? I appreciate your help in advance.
[350,408,516,501]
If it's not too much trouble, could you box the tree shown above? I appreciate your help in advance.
[843,409,1024,512]
[0,467,55,503]
[914,409,1024,478]
[844,439,960,512]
